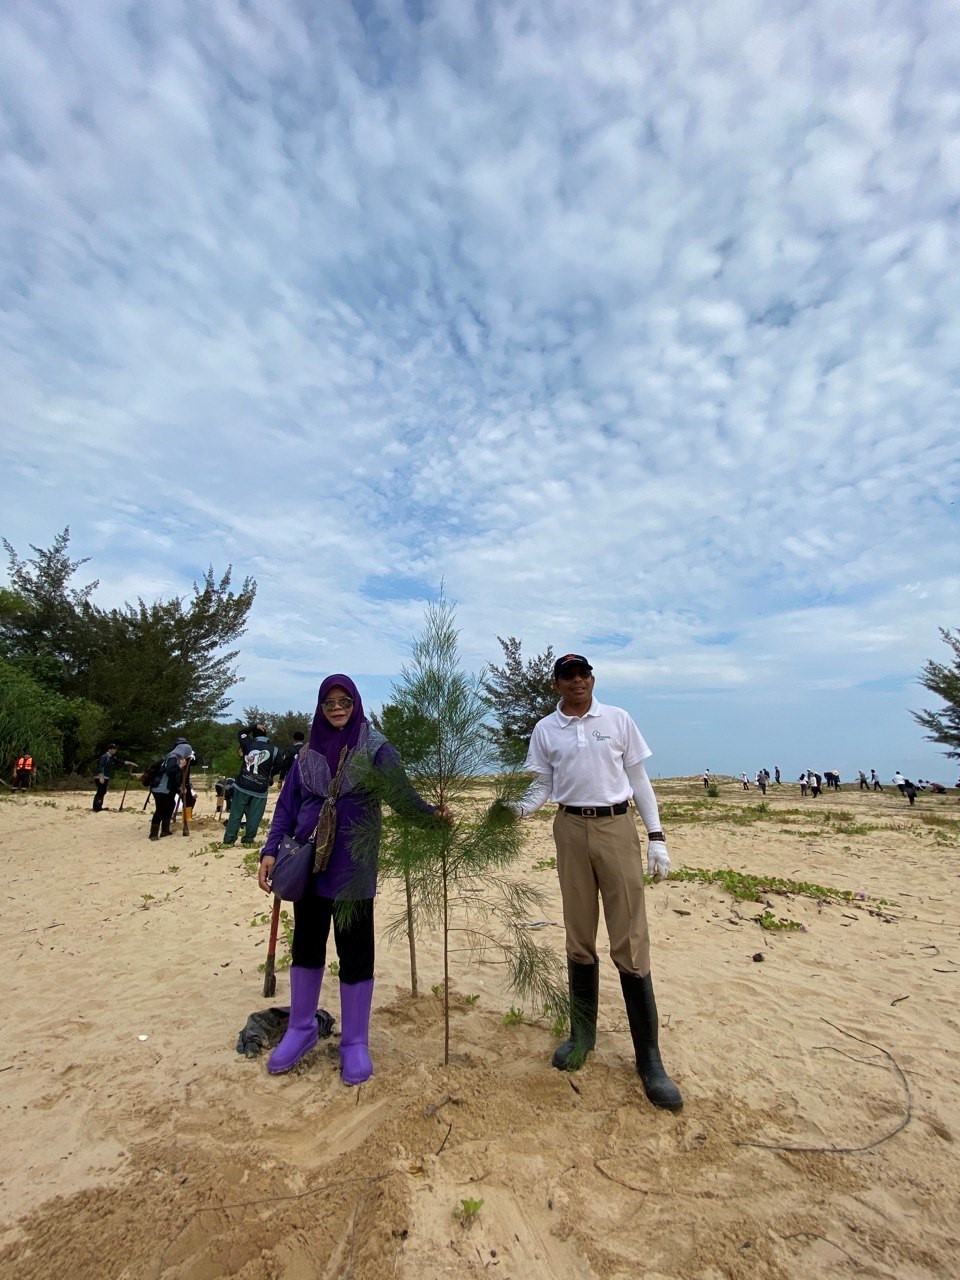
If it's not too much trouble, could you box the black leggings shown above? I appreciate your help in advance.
[291,894,374,982]
[151,790,177,831]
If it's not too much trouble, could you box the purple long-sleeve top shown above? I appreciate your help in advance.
[261,739,436,900]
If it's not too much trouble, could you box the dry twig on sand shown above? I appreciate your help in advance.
[736,1018,912,1155]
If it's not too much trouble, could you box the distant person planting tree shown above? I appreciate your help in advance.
[93,744,138,811]
[149,738,192,839]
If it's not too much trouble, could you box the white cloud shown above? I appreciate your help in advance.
[1,0,958,778]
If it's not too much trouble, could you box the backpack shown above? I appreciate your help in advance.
[140,758,166,788]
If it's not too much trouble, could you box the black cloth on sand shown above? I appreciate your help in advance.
[236,1006,335,1058]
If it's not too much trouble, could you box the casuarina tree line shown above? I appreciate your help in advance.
[0,528,256,778]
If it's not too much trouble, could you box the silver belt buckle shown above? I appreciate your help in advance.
[581,806,596,817]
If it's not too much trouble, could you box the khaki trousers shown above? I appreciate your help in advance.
[553,809,651,977]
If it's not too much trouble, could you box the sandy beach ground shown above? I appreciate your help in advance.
[1,776,959,1279]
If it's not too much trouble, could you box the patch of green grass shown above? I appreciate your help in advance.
[668,866,884,905]
[659,799,722,822]
[832,822,877,836]
[191,840,223,859]
[532,857,557,872]
[503,1006,524,1026]
[756,910,803,931]
[463,993,480,1005]
[660,801,830,828]
[919,813,960,832]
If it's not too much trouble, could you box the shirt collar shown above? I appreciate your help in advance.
[555,697,601,725]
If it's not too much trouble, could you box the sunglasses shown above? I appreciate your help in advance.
[557,669,591,680]
[321,697,354,711]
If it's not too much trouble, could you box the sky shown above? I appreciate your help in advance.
[1,0,958,783]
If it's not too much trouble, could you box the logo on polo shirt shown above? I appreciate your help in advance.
[592,730,611,741]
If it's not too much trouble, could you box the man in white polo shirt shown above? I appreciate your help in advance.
[509,653,681,1110]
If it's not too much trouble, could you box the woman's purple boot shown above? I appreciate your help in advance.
[339,979,374,1085]
[268,966,324,1074]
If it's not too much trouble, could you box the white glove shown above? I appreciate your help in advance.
[647,840,670,880]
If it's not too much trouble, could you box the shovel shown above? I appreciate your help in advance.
[263,894,281,998]
[118,766,132,813]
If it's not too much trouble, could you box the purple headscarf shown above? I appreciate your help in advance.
[309,674,366,773]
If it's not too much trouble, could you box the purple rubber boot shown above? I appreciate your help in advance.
[268,966,324,1075]
[339,979,374,1085]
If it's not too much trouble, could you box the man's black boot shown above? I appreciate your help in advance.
[552,959,599,1071]
[619,971,683,1110]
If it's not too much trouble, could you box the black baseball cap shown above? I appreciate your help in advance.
[553,653,593,678]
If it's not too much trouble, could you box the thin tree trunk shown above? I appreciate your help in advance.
[405,869,418,996]
[442,853,450,1065]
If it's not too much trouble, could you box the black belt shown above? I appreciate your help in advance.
[559,802,630,818]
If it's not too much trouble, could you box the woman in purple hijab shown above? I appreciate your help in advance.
[258,674,451,1083]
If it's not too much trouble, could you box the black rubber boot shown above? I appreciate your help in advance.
[552,959,599,1071]
[619,971,683,1110]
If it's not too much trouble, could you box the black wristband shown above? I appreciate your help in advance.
[647,831,665,841]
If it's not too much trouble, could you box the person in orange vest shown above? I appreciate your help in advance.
[15,751,35,790]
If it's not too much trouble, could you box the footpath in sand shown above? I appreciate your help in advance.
[1,778,959,1279]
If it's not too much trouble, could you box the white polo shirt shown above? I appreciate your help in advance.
[524,698,652,806]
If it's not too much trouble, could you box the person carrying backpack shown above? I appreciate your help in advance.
[149,737,193,839]
[223,720,278,846]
